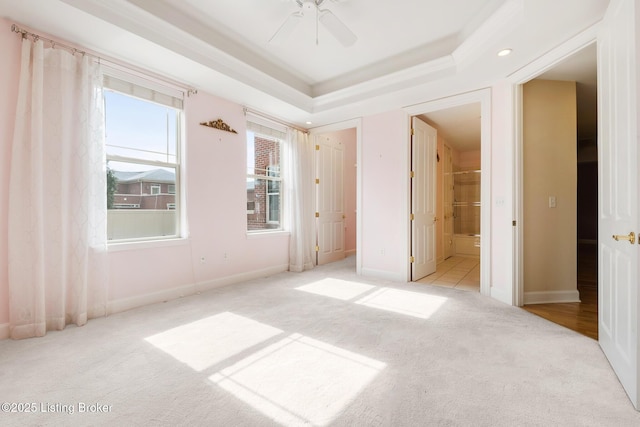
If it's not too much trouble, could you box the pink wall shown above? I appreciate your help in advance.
[342,128,357,253]
[0,18,21,326]
[108,90,290,304]
[0,19,526,328]
[361,110,408,280]
[0,23,290,327]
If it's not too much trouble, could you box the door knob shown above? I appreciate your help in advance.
[612,231,635,244]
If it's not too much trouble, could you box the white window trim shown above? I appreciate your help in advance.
[246,128,284,233]
[104,72,184,243]
[266,165,281,224]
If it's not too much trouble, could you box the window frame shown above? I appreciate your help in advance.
[265,164,281,224]
[246,123,285,233]
[103,72,184,244]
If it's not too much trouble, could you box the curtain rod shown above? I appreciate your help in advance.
[10,23,198,97]
[243,107,309,134]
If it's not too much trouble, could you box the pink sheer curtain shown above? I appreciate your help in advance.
[8,38,107,339]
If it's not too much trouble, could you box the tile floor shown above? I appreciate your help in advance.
[415,256,480,292]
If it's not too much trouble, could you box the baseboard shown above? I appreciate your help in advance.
[361,267,404,282]
[345,249,357,257]
[489,285,514,306]
[196,264,289,293]
[0,323,8,340]
[108,282,198,315]
[524,290,581,305]
[108,264,289,316]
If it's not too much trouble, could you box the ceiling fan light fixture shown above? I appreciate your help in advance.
[269,11,304,44]
[319,9,357,47]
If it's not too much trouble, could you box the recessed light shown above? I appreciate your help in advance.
[498,48,512,57]
[306,121,313,125]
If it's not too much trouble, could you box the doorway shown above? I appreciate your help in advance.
[310,121,360,270]
[404,89,491,296]
[519,44,598,340]
[412,104,482,292]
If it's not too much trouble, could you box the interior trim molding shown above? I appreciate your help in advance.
[523,290,581,305]
[453,0,524,69]
[403,88,492,295]
[312,56,456,112]
[107,264,289,315]
[508,21,600,84]
[510,22,600,307]
[196,264,289,293]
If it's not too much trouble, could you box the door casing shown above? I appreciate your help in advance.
[405,89,492,296]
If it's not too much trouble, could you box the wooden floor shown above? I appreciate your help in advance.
[522,244,598,340]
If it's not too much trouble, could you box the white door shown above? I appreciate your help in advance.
[316,135,345,265]
[598,0,640,409]
[411,117,437,280]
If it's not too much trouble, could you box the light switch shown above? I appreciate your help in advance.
[549,196,557,208]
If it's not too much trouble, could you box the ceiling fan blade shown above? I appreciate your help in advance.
[318,9,357,47]
[269,11,304,44]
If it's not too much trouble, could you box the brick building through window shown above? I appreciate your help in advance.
[247,135,281,230]
[112,169,176,210]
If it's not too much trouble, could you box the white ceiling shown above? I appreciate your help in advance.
[420,42,598,153]
[420,104,481,152]
[0,0,609,128]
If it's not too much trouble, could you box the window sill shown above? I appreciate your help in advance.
[107,237,189,252]
[246,230,290,239]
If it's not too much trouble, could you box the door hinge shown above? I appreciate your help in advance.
[315,212,320,218]
[410,170,415,178]
[512,220,516,226]
[315,178,320,184]
[411,128,415,136]
[315,245,320,252]
[410,256,415,263]
[410,213,415,221]
[315,144,320,150]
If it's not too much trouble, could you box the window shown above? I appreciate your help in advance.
[246,115,285,231]
[104,74,183,242]
[266,165,280,223]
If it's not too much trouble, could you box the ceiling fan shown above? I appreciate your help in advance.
[269,0,357,47]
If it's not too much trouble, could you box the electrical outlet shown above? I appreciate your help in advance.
[549,196,557,208]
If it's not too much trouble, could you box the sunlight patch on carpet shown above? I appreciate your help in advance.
[295,278,375,300]
[355,288,448,319]
[209,333,386,426]
[145,312,282,371]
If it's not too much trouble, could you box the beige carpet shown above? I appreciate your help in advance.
[1,256,639,426]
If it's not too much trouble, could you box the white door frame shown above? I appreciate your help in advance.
[405,88,492,296]
[309,118,363,275]
[509,23,600,306]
